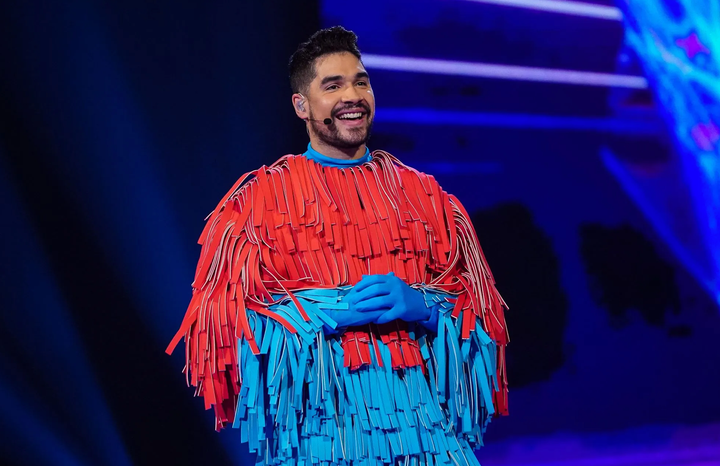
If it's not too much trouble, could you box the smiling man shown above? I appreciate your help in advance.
[292,44,374,161]
[168,26,509,466]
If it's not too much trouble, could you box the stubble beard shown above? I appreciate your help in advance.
[309,109,373,150]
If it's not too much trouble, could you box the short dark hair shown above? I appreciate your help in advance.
[289,26,362,94]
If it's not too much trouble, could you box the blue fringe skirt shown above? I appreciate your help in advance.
[233,288,498,465]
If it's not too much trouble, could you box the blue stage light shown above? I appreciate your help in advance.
[0,150,133,466]
[375,108,664,134]
[618,0,720,307]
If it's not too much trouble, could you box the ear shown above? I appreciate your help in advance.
[292,93,308,120]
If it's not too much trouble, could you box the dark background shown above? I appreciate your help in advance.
[1,1,319,465]
[1,1,719,465]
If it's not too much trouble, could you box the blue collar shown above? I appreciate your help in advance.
[303,143,372,168]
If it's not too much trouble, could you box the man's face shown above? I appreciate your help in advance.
[305,52,375,149]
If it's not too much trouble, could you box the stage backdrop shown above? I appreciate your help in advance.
[322,0,720,464]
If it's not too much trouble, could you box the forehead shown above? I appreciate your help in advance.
[312,52,367,82]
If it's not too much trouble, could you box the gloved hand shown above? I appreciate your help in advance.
[345,272,431,324]
[329,304,385,329]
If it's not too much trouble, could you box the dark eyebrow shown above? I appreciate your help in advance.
[320,75,343,86]
[319,72,370,86]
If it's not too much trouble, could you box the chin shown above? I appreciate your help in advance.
[340,137,369,148]
[342,128,370,144]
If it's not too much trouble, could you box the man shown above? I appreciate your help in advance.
[167,26,509,466]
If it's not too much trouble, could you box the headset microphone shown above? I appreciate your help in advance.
[307,117,333,125]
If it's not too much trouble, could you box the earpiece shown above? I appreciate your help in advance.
[297,94,306,112]
[297,93,331,125]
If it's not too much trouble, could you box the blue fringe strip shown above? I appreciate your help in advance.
[233,287,497,465]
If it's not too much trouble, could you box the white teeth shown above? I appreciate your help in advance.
[338,112,363,119]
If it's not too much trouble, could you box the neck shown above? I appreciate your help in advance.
[308,135,367,160]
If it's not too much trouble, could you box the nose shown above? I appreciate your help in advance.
[341,84,362,103]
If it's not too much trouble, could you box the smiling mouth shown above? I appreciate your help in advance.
[336,112,365,121]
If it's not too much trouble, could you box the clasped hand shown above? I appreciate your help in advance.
[331,272,430,329]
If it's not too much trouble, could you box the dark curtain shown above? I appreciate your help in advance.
[0,1,319,465]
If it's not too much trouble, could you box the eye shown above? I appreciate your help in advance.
[356,81,368,87]
[326,84,340,91]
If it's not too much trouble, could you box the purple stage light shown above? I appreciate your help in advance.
[457,0,622,20]
[362,54,648,88]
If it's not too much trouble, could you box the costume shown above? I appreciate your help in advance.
[167,145,509,465]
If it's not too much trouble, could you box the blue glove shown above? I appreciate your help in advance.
[346,272,432,325]
[322,283,386,331]
[328,303,385,330]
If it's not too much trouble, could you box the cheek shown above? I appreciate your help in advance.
[321,96,340,110]
[366,90,376,107]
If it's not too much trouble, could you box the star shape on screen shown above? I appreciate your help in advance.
[676,32,710,59]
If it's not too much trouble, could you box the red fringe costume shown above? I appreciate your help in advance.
[167,150,509,465]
